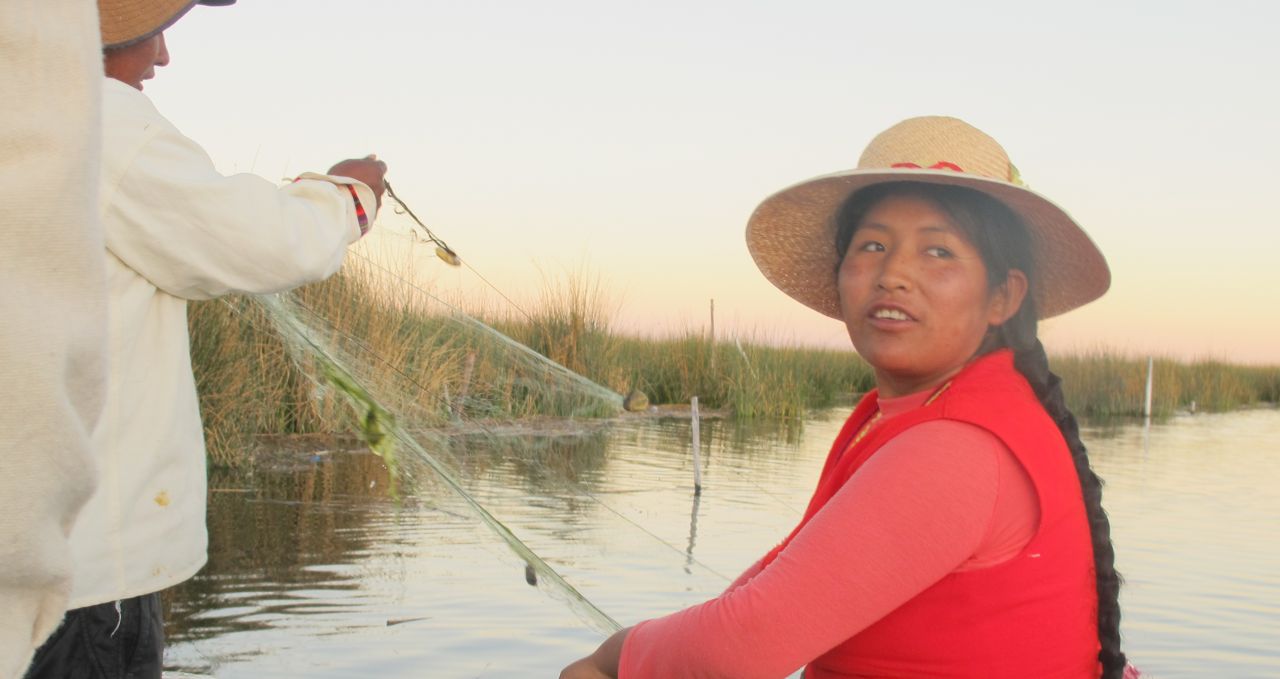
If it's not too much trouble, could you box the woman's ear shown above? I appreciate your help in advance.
[988,269,1029,326]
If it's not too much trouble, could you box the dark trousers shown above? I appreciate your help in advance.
[24,593,164,679]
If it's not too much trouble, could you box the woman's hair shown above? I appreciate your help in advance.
[834,181,1127,678]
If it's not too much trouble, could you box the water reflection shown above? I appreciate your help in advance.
[163,451,395,669]
[163,408,1280,678]
[685,492,702,576]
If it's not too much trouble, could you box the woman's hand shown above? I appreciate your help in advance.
[560,627,629,679]
[559,656,613,679]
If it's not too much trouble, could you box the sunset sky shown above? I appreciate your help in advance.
[149,0,1280,363]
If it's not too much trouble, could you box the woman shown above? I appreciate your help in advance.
[561,117,1131,678]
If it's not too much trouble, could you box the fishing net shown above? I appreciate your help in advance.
[188,236,647,634]
[257,287,626,632]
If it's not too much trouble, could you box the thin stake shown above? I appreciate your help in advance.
[691,396,703,495]
[1143,356,1154,420]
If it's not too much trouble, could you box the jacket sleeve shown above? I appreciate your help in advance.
[101,113,377,301]
[0,1,105,676]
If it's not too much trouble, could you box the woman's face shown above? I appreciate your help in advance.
[838,193,1026,398]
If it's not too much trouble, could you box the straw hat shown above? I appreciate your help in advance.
[99,0,236,49]
[745,116,1109,320]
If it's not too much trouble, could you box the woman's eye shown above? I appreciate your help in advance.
[925,246,953,258]
[855,240,885,253]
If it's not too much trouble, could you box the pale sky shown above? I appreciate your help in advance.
[150,0,1280,363]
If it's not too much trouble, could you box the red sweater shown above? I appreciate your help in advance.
[803,350,1100,677]
[620,351,1100,678]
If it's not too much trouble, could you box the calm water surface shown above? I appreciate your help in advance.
[163,408,1280,678]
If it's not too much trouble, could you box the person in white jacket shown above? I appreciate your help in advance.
[0,2,106,678]
[25,2,388,677]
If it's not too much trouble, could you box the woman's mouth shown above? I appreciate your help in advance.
[868,304,916,322]
[872,308,910,321]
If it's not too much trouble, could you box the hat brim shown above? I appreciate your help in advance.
[745,168,1110,321]
[101,0,235,49]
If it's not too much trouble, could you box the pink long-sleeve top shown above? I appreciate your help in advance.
[618,388,1041,679]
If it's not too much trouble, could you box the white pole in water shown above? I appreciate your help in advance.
[691,396,703,495]
[1143,357,1154,420]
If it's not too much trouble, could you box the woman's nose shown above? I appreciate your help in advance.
[875,250,912,291]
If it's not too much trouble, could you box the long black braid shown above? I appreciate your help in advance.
[835,181,1127,678]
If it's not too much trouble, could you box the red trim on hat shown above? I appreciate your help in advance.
[890,161,965,172]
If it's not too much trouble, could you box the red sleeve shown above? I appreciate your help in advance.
[619,420,1028,679]
[724,558,765,594]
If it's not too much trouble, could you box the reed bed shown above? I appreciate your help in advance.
[189,261,1278,466]
[490,270,873,418]
[1051,351,1280,419]
[189,263,460,466]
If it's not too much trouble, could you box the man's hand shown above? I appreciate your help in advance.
[327,154,387,207]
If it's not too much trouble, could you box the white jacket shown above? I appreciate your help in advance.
[68,78,377,608]
[0,2,105,676]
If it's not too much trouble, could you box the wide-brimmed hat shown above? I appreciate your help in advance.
[745,116,1109,320]
[99,0,235,49]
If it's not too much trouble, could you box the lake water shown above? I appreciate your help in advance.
[163,407,1280,678]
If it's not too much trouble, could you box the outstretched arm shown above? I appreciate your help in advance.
[100,83,389,300]
[576,421,1015,679]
